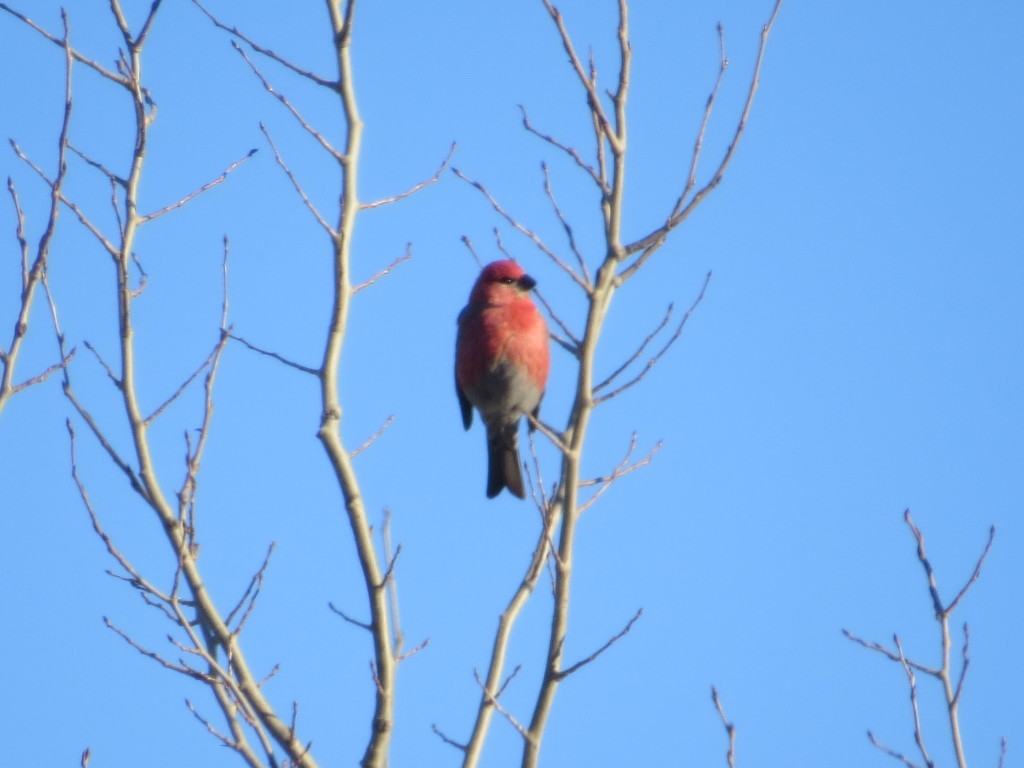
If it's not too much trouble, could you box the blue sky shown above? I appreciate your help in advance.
[1,1,1021,767]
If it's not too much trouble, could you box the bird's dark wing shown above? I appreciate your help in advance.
[456,308,473,429]
[456,373,473,430]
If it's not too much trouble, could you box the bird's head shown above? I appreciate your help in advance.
[469,260,538,306]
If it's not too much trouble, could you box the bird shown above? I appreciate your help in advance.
[455,260,550,499]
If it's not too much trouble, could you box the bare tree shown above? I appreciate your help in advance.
[2,0,433,766]
[1,1,790,767]
[432,2,783,766]
[845,510,1002,768]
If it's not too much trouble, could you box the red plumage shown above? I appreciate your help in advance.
[455,260,550,499]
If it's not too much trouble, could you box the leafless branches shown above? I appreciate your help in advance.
[621,0,784,278]
[451,2,783,766]
[6,1,788,766]
[449,500,561,767]
[5,2,326,766]
[592,271,711,405]
[844,510,998,768]
[0,8,73,419]
[194,1,445,764]
[711,686,737,768]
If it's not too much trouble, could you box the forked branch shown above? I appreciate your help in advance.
[845,511,997,768]
[621,0,784,280]
[0,8,73,418]
[457,3,782,767]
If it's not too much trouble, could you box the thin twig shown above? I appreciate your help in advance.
[68,143,125,188]
[140,149,257,223]
[349,415,395,457]
[867,730,925,768]
[540,161,590,284]
[538,0,619,152]
[145,336,227,424]
[0,3,127,83]
[353,247,412,295]
[841,629,940,677]
[10,349,75,393]
[460,234,484,269]
[453,167,590,293]
[104,617,208,680]
[230,333,318,375]
[946,524,995,615]
[431,724,467,752]
[578,436,661,514]
[952,623,970,706]
[397,637,430,663]
[258,122,335,235]
[894,635,936,768]
[621,0,784,276]
[592,302,674,394]
[328,602,371,632]
[191,0,338,89]
[672,23,728,223]
[710,686,736,768]
[225,542,276,634]
[473,670,534,744]
[0,13,73,415]
[237,46,343,162]
[496,664,523,699]
[594,271,711,404]
[531,288,580,354]
[520,106,607,195]
[9,139,119,256]
[361,142,456,210]
[555,608,642,680]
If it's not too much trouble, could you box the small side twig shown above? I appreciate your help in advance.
[894,634,935,768]
[540,161,591,284]
[431,724,467,753]
[225,542,277,635]
[353,247,412,295]
[349,415,395,458]
[867,731,926,768]
[473,670,534,744]
[230,333,318,375]
[361,142,456,210]
[520,105,607,196]
[236,44,343,163]
[139,149,257,223]
[594,271,710,404]
[258,122,335,235]
[710,686,736,768]
[555,608,642,680]
[191,0,337,88]
[578,434,661,514]
[328,602,371,632]
[452,167,589,293]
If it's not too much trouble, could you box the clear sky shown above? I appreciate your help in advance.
[1,1,1021,767]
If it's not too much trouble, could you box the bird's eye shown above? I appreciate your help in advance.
[500,277,515,284]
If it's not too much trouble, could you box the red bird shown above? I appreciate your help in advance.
[456,260,550,499]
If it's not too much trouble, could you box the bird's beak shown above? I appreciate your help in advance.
[517,274,537,291]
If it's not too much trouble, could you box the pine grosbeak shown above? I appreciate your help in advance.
[456,260,550,499]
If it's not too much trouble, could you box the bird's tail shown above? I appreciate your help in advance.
[487,422,525,499]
